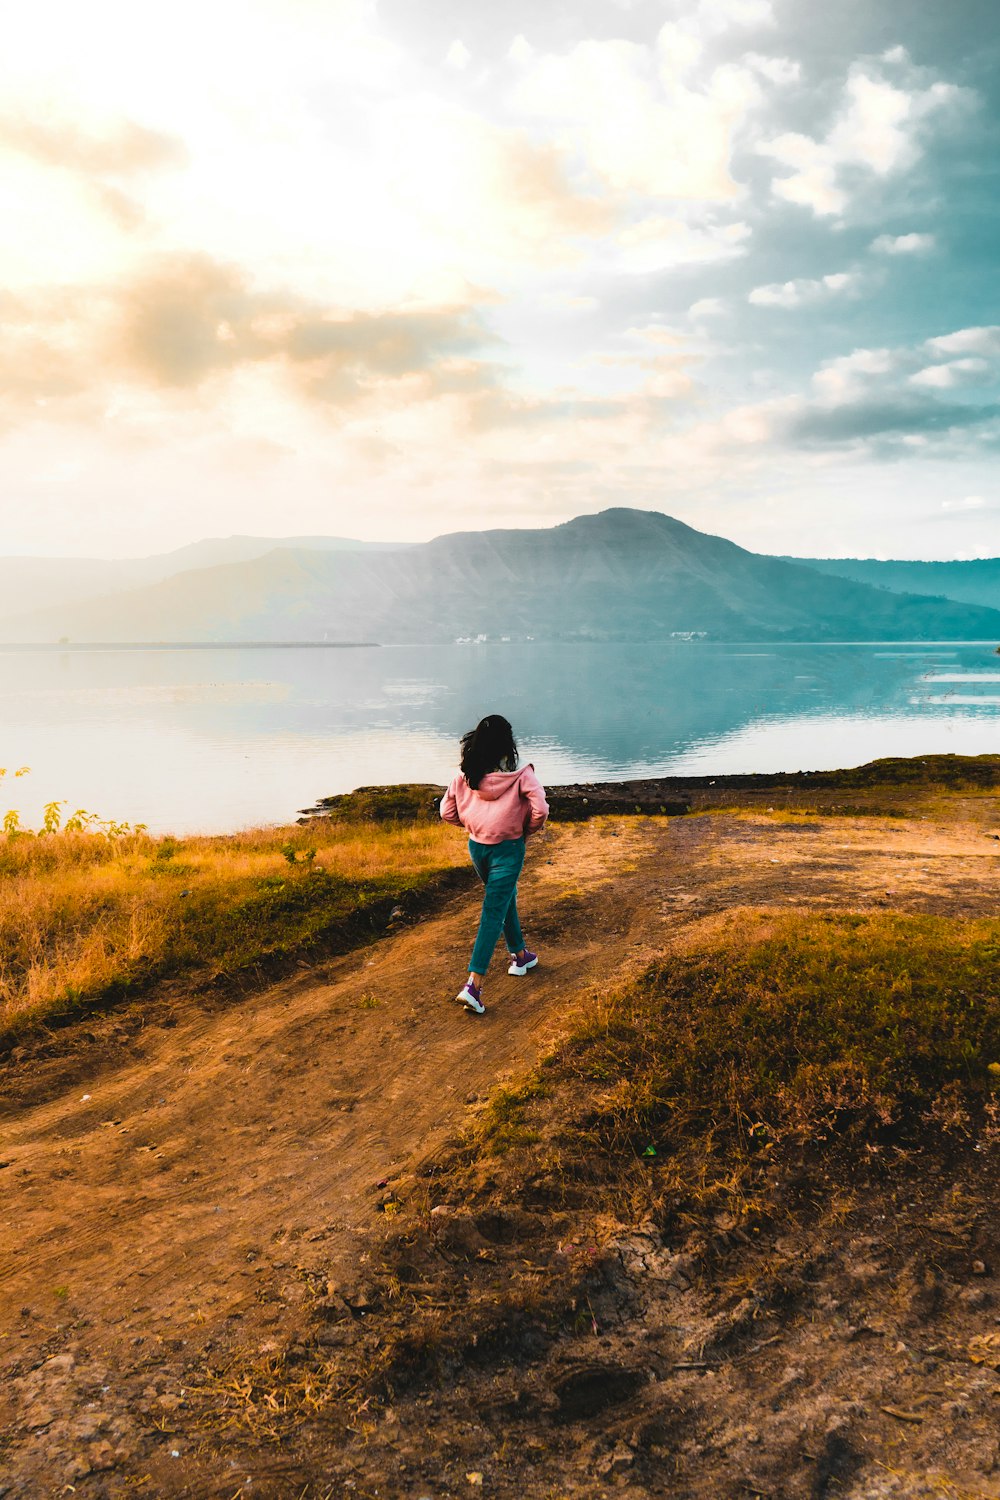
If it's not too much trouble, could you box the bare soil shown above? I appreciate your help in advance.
[3,803,1000,1498]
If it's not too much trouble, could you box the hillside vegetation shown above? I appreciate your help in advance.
[785,553,1000,611]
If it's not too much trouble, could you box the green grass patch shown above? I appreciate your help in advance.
[474,1077,551,1153]
[473,912,1000,1214]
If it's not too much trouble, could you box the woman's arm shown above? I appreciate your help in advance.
[439,776,464,828]
[520,765,549,834]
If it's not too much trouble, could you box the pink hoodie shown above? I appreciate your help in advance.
[440,764,549,845]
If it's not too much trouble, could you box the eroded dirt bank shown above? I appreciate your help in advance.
[3,799,1000,1498]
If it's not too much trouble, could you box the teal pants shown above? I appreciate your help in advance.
[468,836,526,974]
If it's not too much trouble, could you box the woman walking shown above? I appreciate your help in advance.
[439,714,549,1015]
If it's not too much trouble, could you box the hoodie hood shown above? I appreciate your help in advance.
[471,766,532,801]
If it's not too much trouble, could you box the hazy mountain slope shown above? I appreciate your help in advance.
[0,558,130,620]
[4,509,1000,643]
[781,555,1000,611]
[0,535,402,620]
[130,534,404,580]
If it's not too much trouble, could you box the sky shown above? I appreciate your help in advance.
[1,0,999,560]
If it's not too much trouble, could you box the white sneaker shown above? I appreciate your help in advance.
[457,981,485,1014]
[507,949,538,976]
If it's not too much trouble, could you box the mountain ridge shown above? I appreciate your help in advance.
[0,534,403,621]
[780,554,1000,612]
[3,508,1000,645]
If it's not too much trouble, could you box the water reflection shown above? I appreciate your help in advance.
[0,641,997,833]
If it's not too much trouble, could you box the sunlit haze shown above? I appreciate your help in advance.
[2,0,999,559]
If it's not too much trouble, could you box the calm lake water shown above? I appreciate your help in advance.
[2,641,999,834]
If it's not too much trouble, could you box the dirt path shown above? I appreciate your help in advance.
[2,810,1000,1496]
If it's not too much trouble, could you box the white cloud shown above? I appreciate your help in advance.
[693,0,775,34]
[690,296,725,318]
[615,215,750,273]
[909,357,990,389]
[926,326,1000,357]
[508,34,534,66]
[748,281,803,308]
[758,59,964,217]
[871,231,935,254]
[510,24,768,202]
[748,270,861,308]
[445,39,471,70]
[810,347,898,402]
[941,495,989,511]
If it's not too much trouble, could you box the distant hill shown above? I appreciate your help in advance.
[3,509,1000,644]
[780,555,1000,612]
[0,534,403,620]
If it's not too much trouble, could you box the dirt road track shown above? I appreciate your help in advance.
[2,810,999,1495]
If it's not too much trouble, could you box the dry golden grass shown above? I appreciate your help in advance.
[0,821,466,1041]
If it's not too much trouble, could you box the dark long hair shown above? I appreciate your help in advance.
[460,714,518,789]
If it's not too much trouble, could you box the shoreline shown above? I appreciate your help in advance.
[298,751,1000,824]
[0,639,379,651]
[2,637,1000,652]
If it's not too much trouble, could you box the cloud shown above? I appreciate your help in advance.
[748,270,862,308]
[926,326,1000,357]
[0,108,188,231]
[690,297,726,318]
[909,358,990,390]
[0,111,186,176]
[799,328,1000,446]
[0,286,96,413]
[445,39,470,70]
[810,347,898,402]
[615,215,750,273]
[757,57,966,217]
[509,22,770,203]
[941,495,994,512]
[691,0,775,35]
[0,253,499,429]
[698,326,1000,461]
[871,231,935,255]
[115,256,495,406]
[783,396,1000,447]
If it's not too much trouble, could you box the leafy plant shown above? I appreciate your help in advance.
[281,843,317,866]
